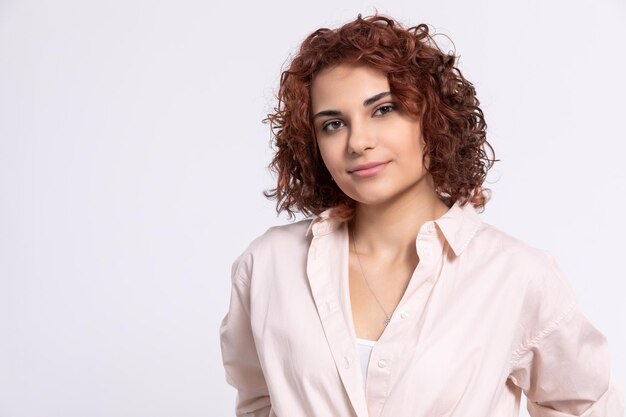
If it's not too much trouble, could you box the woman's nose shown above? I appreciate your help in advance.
[347,119,376,154]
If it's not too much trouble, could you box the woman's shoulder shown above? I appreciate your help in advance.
[249,217,313,252]
[472,219,576,304]
[230,217,315,280]
[474,220,535,250]
[471,219,560,274]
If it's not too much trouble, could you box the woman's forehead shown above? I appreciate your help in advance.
[311,64,390,109]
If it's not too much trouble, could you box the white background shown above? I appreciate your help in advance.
[1,0,625,416]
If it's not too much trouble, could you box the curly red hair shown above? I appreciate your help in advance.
[262,13,497,222]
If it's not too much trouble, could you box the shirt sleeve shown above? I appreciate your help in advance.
[219,257,272,417]
[507,251,625,417]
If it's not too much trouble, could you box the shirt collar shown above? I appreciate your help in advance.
[305,200,482,257]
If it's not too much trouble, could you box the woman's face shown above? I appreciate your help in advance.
[310,62,435,207]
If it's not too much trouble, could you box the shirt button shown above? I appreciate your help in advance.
[377,359,388,368]
[400,312,409,319]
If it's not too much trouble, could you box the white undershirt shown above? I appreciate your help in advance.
[355,337,376,388]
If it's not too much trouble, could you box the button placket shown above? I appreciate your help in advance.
[363,224,441,406]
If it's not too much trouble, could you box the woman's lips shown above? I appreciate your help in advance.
[349,162,389,177]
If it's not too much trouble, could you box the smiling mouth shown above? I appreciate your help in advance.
[348,161,389,173]
[349,161,389,177]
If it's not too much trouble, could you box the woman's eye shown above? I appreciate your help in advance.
[322,120,344,133]
[320,104,395,134]
[374,104,396,116]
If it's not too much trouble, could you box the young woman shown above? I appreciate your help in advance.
[219,13,624,417]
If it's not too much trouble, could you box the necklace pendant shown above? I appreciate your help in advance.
[383,318,390,327]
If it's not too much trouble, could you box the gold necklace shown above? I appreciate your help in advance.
[349,222,392,327]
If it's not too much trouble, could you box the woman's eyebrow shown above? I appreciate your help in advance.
[312,91,392,120]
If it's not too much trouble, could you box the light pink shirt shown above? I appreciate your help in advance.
[219,201,624,417]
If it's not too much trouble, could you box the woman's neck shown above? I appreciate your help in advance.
[349,192,450,265]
